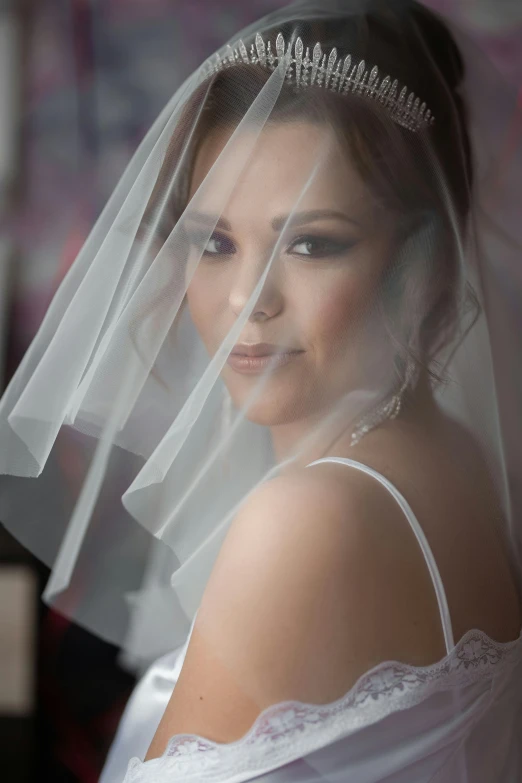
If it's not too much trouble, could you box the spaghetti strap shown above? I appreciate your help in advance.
[307,456,455,654]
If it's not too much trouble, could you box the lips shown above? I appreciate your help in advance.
[227,344,304,374]
[231,343,300,358]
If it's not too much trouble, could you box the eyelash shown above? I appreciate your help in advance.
[187,230,357,260]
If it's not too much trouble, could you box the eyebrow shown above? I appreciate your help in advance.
[184,209,360,233]
[184,212,232,231]
[271,210,361,231]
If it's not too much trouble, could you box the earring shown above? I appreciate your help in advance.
[350,354,417,447]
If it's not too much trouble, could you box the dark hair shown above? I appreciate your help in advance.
[139,0,477,388]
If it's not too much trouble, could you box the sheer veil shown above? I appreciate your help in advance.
[0,0,521,685]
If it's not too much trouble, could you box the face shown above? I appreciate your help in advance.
[185,121,396,427]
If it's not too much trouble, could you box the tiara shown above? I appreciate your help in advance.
[201,32,435,133]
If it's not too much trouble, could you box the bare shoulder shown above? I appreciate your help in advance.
[221,463,384,561]
[146,462,447,756]
[198,462,447,697]
[207,463,422,625]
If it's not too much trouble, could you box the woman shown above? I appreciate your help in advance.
[1,1,522,781]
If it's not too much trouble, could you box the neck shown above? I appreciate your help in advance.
[269,369,441,468]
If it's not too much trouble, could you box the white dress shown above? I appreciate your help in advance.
[99,458,522,783]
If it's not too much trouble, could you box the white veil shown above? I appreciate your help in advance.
[0,0,521,680]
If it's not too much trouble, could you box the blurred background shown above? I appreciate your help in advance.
[0,1,521,781]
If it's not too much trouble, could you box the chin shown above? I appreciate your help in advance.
[241,402,295,428]
[225,376,317,428]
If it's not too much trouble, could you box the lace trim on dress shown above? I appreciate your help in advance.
[123,627,522,783]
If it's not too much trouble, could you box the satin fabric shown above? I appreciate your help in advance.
[100,618,197,783]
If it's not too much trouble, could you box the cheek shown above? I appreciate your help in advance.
[296,274,376,358]
[186,266,238,351]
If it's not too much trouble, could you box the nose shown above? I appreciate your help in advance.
[228,254,283,322]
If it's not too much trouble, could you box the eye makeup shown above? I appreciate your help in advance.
[185,228,359,261]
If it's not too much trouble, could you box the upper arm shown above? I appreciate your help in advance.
[146,467,444,759]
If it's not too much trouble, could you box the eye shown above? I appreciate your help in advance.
[186,229,236,257]
[204,233,236,256]
[288,235,358,258]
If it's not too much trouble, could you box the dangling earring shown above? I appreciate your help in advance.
[350,354,417,447]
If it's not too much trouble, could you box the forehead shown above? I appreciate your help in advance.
[188,121,376,226]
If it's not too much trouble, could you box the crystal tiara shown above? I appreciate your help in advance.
[201,32,435,133]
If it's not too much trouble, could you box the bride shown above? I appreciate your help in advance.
[1,1,522,781]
